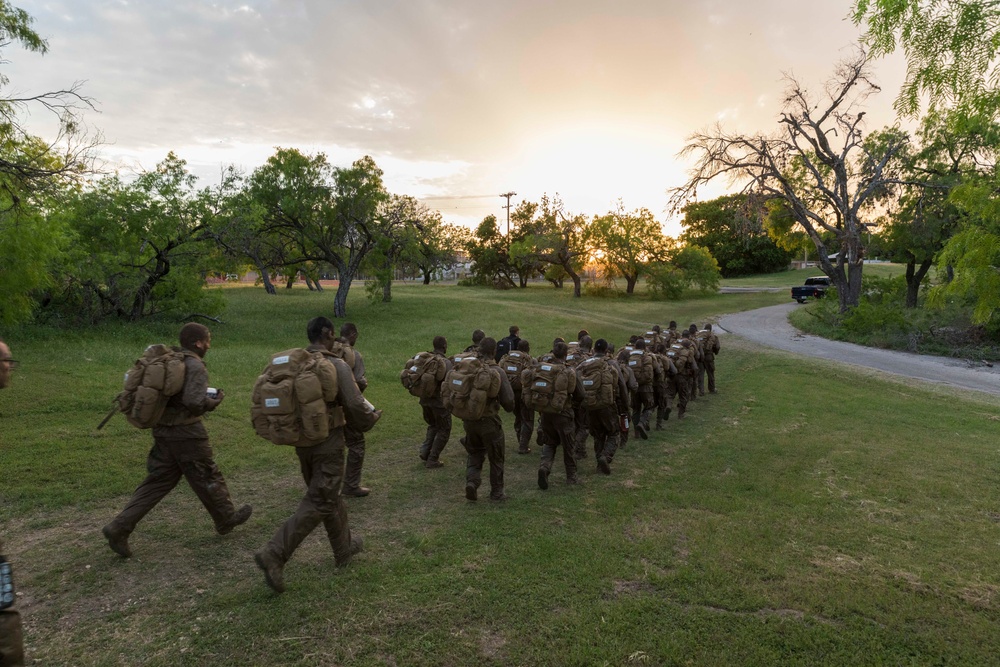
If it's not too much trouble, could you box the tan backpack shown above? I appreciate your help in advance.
[498,350,532,392]
[400,351,447,399]
[441,357,500,421]
[116,344,187,429]
[626,350,654,386]
[250,349,338,446]
[666,344,689,374]
[522,361,575,414]
[577,356,616,410]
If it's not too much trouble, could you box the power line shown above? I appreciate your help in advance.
[418,194,498,201]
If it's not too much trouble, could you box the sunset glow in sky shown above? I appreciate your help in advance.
[9,1,905,234]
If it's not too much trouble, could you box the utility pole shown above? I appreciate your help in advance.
[499,191,516,237]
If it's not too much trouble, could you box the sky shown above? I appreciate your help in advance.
[7,0,907,235]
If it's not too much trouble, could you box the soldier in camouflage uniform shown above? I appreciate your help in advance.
[419,336,453,468]
[0,340,24,667]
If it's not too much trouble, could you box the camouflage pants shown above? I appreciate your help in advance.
[516,393,534,453]
[419,403,451,462]
[344,424,366,492]
[665,375,689,412]
[703,357,716,393]
[108,436,238,534]
[573,404,590,460]
[462,415,506,499]
[632,387,655,431]
[539,412,578,481]
[588,407,620,464]
[263,434,355,565]
[0,606,23,667]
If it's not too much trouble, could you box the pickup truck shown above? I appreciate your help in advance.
[791,276,831,303]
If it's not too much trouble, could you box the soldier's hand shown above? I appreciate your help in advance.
[205,389,225,410]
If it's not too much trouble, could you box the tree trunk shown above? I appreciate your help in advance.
[570,272,582,298]
[382,278,392,303]
[422,267,431,285]
[905,258,933,308]
[333,278,351,318]
[260,269,276,295]
[626,274,637,294]
[285,275,294,289]
[303,272,317,291]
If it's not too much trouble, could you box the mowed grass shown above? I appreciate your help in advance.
[3,283,1000,666]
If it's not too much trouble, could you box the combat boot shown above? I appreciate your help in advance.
[465,481,478,501]
[597,456,611,475]
[336,535,364,568]
[102,523,132,559]
[537,467,550,490]
[425,459,444,469]
[254,550,286,593]
[678,405,686,419]
[216,504,253,535]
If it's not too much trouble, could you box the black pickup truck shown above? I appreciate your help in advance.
[791,276,831,303]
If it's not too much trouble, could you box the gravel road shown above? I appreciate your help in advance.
[718,302,1000,396]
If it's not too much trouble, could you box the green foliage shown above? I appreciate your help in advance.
[466,214,517,288]
[680,195,793,277]
[672,245,722,292]
[644,263,685,299]
[45,153,222,323]
[589,203,669,293]
[0,206,65,324]
[930,227,1000,328]
[854,0,1000,115]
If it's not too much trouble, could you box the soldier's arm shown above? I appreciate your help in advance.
[352,349,368,392]
[181,356,218,415]
[497,367,515,412]
[335,358,379,431]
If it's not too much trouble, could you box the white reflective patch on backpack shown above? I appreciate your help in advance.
[507,366,517,372]
[410,366,418,372]
[583,380,594,386]
[535,381,549,388]
[541,364,552,371]
[452,379,464,385]
[265,398,281,408]
[629,360,638,366]
[273,355,290,365]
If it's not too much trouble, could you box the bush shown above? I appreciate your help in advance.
[582,281,623,298]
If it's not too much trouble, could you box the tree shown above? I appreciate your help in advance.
[0,2,99,324]
[509,195,590,297]
[679,194,794,277]
[589,202,669,294]
[764,198,818,262]
[364,194,430,303]
[853,0,1000,116]
[210,166,294,296]
[249,150,388,318]
[52,153,222,322]
[406,214,466,285]
[466,214,518,288]
[644,244,721,299]
[671,52,908,312]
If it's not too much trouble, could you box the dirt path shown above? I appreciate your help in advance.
[718,302,1000,396]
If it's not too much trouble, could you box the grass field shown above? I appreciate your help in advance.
[3,282,1000,666]
[720,263,906,289]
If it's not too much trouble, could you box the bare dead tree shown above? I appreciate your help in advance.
[669,50,908,312]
